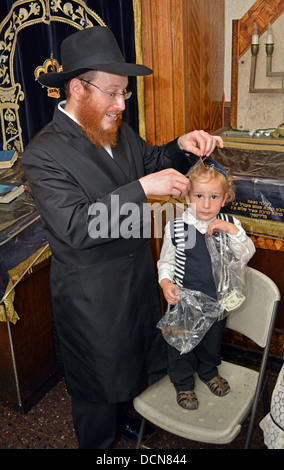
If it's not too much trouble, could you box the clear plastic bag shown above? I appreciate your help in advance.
[157,230,247,354]
[205,231,247,318]
[157,287,222,354]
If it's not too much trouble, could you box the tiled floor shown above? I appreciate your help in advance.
[0,367,278,450]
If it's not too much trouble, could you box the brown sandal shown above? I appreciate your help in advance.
[202,375,230,396]
[176,390,199,410]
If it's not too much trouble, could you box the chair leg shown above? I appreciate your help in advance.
[245,371,268,449]
[245,302,278,449]
[136,417,146,449]
[262,380,269,415]
[245,372,267,448]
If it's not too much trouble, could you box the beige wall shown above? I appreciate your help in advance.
[225,0,284,131]
[237,14,284,130]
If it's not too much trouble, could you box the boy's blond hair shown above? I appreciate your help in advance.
[189,161,235,203]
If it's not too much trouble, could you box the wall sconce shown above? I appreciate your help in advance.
[249,22,284,93]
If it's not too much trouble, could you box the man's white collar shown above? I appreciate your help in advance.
[58,100,113,157]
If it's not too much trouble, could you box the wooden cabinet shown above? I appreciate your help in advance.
[0,257,61,411]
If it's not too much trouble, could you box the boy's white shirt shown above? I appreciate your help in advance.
[157,206,256,284]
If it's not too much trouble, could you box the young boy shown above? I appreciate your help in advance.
[157,159,255,410]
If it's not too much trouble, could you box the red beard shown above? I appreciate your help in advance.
[75,90,123,147]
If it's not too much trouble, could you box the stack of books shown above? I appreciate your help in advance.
[0,149,18,169]
[0,149,25,203]
[0,184,25,204]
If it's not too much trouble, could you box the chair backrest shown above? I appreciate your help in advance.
[226,267,280,347]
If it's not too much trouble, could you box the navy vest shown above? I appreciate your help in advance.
[170,213,234,300]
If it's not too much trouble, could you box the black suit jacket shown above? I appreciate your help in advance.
[23,106,197,403]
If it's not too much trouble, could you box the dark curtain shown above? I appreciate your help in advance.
[0,0,139,148]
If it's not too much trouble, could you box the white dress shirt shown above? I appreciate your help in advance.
[157,206,256,284]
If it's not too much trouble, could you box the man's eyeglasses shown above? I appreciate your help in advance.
[80,79,132,101]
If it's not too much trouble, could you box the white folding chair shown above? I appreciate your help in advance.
[134,267,280,449]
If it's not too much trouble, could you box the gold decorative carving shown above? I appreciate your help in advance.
[0,1,146,150]
[0,0,106,151]
[35,54,63,98]
[250,234,284,251]
[0,83,24,151]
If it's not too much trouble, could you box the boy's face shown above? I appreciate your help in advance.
[188,177,227,221]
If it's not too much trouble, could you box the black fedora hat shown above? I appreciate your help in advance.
[39,26,153,88]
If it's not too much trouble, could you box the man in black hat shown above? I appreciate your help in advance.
[23,26,223,449]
